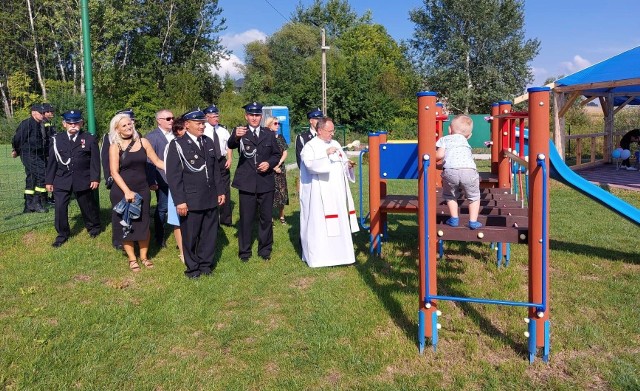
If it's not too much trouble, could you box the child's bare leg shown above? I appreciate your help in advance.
[468,200,480,222]
[446,200,459,218]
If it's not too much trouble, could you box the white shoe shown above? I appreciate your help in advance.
[625,166,638,171]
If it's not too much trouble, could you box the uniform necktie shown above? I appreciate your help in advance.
[69,134,74,142]
[197,137,204,150]
[252,128,258,138]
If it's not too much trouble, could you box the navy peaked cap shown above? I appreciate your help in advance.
[307,108,323,119]
[181,108,206,121]
[42,103,55,112]
[62,110,83,123]
[31,104,45,113]
[203,105,219,114]
[116,108,135,119]
[243,102,263,114]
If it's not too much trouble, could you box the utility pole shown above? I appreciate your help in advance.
[321,28,330,115]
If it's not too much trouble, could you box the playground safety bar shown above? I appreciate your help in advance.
[425,295,543,309]
[537,153,548,313]
[358,149,370,230]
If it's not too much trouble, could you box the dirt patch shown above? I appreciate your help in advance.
[322,368,343,387]
[103,277,134,290]
[264,361,279,375]
[73,274,92,282]
[22,231,38,246]
[290,276,315,290]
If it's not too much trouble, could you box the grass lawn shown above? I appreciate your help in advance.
[0,147,639,390]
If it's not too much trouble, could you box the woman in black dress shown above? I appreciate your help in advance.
[266,116,289,224]
[108,114,164,272]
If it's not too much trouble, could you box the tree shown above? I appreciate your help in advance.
[292,0,371,38]
[409,0,540,114]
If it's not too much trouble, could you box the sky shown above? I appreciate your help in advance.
[215,0,640,89]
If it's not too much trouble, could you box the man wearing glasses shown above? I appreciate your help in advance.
[145,109,175,248]
[227,102,282,262]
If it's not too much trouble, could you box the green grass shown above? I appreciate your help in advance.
[0,151,639,390]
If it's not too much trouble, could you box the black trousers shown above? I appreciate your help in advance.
[21,153,46,191]
[238,190,274,259]
[54,187,101,241]
[153,183,169,243]
[180,207,219,278]
[218,159,232,225]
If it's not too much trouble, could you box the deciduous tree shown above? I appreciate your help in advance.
[409,0,540,114]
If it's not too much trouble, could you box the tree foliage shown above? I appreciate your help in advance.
[409,0,540,114]
[0,0,227,134]
[243,1,419,133]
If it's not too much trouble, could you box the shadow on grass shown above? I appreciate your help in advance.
[353,214,528,356]
[437,257,528,357]
[353,215,422,343]
[550,239,639,265]
[286,210,303,259]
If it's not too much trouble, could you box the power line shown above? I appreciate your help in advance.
[263,0,291,23]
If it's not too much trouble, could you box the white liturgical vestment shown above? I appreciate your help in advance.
[299,137,359,267]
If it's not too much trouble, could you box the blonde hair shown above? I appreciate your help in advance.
[449,115,473,137]
[108,113,140,146]
[264,116,278,130]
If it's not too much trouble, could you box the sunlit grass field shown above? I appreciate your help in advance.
[0,144,638,390]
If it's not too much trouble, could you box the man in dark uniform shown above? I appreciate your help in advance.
[227,102,282,261]
[11,104,49,213]
[145,108,175,247]
[45,110,101,247]
[165,109,226,279]
[102,108,135,250]
[203,104,233,226]
[295,108,323,168]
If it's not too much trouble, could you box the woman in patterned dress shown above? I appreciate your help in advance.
[266,116,289,225]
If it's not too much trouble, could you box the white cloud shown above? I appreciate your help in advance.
[560,55,591,74]
[212,29,268,80]
[213,53,244,79]
[221,29,267,54]
[531,66,548,85]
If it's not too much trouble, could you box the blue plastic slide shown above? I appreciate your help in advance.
[547,140,640,226]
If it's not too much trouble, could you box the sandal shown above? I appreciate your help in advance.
[140,258,154,269]
[129,259,141,273]
[279,217,286,225]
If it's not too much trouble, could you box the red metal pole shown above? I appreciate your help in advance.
[379,131,388,238]
[498,101,512,189]
[527,87,550,348]
[490,103,500,174]
[368,132,381,254]
[417,91,438,340]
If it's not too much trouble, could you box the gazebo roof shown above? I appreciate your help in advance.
[554,46,640,105]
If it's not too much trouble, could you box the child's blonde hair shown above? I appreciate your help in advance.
[450,115,473,138]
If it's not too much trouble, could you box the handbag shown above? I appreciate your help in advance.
[105,139,136,189]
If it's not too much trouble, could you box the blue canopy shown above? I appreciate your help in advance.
[555,46,640,106]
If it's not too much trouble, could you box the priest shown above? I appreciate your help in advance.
[299,116,359,267]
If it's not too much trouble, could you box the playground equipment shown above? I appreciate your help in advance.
[418,88,551,363]
[360,88,552,362]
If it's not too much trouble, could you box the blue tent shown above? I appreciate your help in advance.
[555,46,640,105]
[551,46,640,162]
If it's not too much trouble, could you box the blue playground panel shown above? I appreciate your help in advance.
[380,143,419,179]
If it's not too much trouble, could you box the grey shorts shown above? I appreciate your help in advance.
[441,168,480,202]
